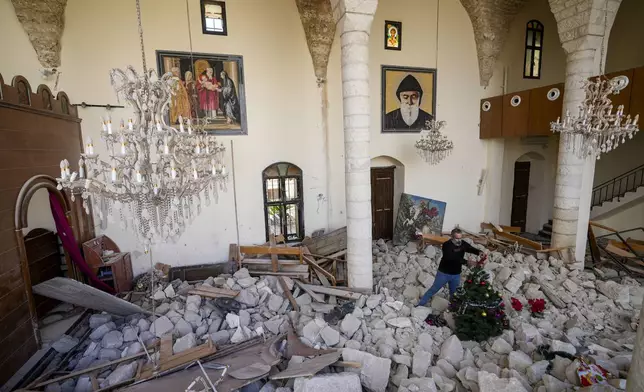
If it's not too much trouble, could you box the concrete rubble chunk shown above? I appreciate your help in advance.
[431,296,450,312]
[436,359,457,378]
[516,323,540,342]
[100,362,137,388]
[89,314,112,329]
[122,326,139,342]
[268,294,285,312]
[412,350,433,377]
[386,317,412,328]
[174,318,193,337]
[491,337,513,354]
[173,332,197,354]
[226,313,240,328]
[341,314,361,338]
[366,294,383,309]
[542,374,572,392]
[52,334,79,353]
[478,371,528,392]
[505,277,522,294]
[321,326,340,346]
[89,322,116,341]
[392,364,409,387]
[342,348,391,392]
[527,360,550,384]
[210,330,230,345]
[440,335,464,367]
[164,284,176,298]
[393,354,413,367]
[101,330,124,349]
[418,332,433,351]
[150,316,174,337]
[137,318,150,332]
[412,306,432,321]
[296,293,312,305]
[399,378,438,392]
[508,351,533,372]
[303,319,324,344]
[550,340,576,356]
[99,348,120,361]
[293,372,362,392]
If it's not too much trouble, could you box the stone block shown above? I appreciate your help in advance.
[551,340,576,355]
[101,331,123,349]
[173,332,197,354]
[440,335,464,368]
[52,335,79,353]
[386,317,412,328]
[431,296,450,312]
[293,372,361,392]
[399,378,438,392]
[527,360,550,384]
[89,322,116,341]
[508,351,533,372]
[491,338,513,354]
[342,348,391,392]
[321,326,340,346]
[412,350,433,377]
[150,316,174,338]
[340,314,361,338]
[122,326,139,342]
[89,314,112,329]
[174,318,193,337]
[478,371,528,392]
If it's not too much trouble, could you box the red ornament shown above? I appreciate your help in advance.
[467,280,472,284]
[481,281,486,286]
[510,297,523,311]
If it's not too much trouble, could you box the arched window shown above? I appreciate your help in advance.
[523,20,544,79]
[262,162,304,242]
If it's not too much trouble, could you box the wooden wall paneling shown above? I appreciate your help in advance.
[0,73,85,385]
[604,69,635,114]
[479,95,503,139]
[630,66,644,122]
[528,83,564,136]
[502,90,531,137]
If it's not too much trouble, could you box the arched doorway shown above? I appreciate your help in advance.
[510,152,547,233]
[370,156,405,240]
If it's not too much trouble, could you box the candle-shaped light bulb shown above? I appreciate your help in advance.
[206,144,210,154]
[111,167,117,183]
[156,119,162,132]
[221,165,227,176]
[187,118,192,134]
[211,159,216,176]
[195,143,201,155]
[60,160,66,179]
[107,116,113,134]
[64,159,71,177]
[120,136,126,155]
[153,184,159,196]
[78,159,85,179]
[192,160,198,179]
[128,118,133,131]
[87,138,94,155]
[101,116,107,132]
[179,115,185,132]
[136,169,142,183]
[163,136,169,155]
[119,119,125,133]
[69,172,78,182]
[171,160,177,180]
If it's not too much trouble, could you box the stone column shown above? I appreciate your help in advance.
[331,0,377,289]
[548,0,621,262]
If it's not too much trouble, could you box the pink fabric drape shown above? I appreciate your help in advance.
[49,192,115,294]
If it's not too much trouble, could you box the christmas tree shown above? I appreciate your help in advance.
[449,265,509,342]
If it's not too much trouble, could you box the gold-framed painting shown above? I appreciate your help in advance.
[382,65,436,133]
[156,50,247,135]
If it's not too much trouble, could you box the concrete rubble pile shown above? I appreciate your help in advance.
[44,239,642,392]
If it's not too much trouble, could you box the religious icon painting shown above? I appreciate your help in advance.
[156,50,247,135]
[384,21,402,51]
[382,65,437,133]
[200,0,228,36]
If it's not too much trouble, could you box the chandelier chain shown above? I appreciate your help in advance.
[135,0,147,74]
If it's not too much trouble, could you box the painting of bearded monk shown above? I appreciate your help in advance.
[382,66,436,133]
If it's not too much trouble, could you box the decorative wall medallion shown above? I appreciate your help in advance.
[481,101,491,112]
[547,88,560,101]
[510,95,521,107]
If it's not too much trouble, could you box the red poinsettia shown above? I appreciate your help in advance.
[428,207,439,218]
[511,297,523,311]
[528,298,546,314]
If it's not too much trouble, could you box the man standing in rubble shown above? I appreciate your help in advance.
[417,228,486,307]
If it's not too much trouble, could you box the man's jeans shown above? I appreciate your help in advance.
[417,271,460,307]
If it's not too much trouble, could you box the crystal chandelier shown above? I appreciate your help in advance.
[551,75,640,160]
[415,119,454,165]
[56,0,228,248]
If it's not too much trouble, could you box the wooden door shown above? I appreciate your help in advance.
[371,167,395,240]
[511,161,531,232]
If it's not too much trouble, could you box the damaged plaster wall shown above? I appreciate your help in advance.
[459,0,531,87]
[11,0,67,70]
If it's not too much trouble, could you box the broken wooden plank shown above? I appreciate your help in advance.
[270,235,279,273]
[315,269,332,287]
[590,221,618,232]
[32,277,150,316]
[606,243,637,258]
[294,279,325,303]
[298,283,362,300]
[279,277,299,312]
[333,361,362,368]
[302,254,336,286]
[191,285,239,297]
[246,264,309,273]
[270,351,342,380]
[302,227,347,256]
[242,258,301,265]
[531,277,566,309]
[500,225,521,233]
[240,246,302,256]
[248,271,309,279]
[139,338,216,379]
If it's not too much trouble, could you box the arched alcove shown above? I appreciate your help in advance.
[370,156,405,240]
[511,152,548,233]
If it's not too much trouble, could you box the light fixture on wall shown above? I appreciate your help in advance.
[56,0,228,249]
[415,119,454,165]
[550,5,640,160]
[414,0,453,165]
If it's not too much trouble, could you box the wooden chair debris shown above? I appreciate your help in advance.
[239,235,309,280]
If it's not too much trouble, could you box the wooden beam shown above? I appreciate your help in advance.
[420,233,449,244]
[279,277,299,312]
[500,225,521,233]
[239,246,302,256]
[242,258,301,265]
[294,279,325,302]
[494,230,543,250]
[190,286,239,297]
[297,283,362,300]
[302,254,336,286]
[269,235,279,273]
[606,243,636,258]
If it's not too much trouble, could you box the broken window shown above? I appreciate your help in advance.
[262,162,304,242]
[523,20,544,79]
